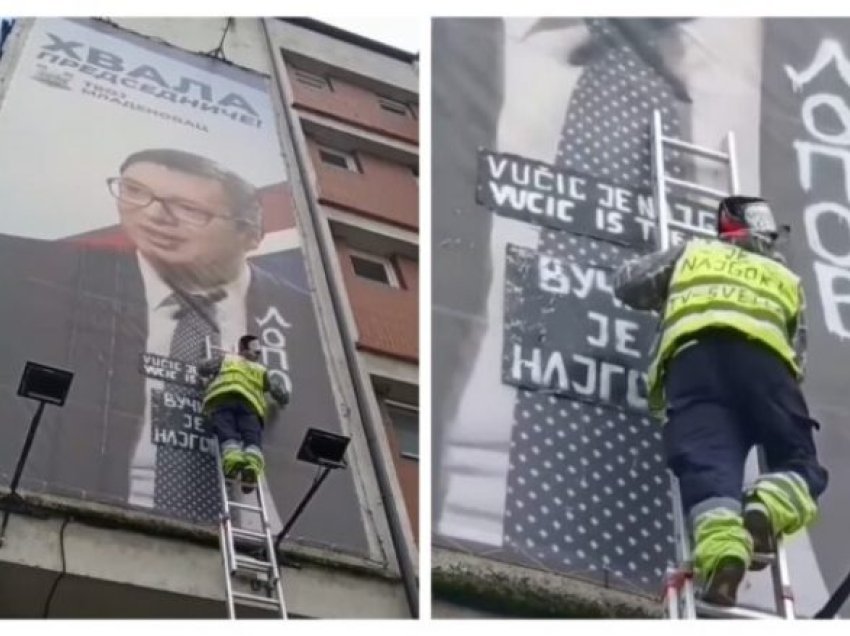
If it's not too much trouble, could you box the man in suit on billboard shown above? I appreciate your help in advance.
[0,148,344,527]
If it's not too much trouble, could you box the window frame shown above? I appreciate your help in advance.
[348,248,400,288]
[377,96,411,117]
[384,399,419,461]
[293,67,333,92]
[317,144,361,173]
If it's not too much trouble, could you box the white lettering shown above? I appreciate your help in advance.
[802,93,850,146]
[785,39,850,93]
[487,156,508,179]
[572,354,596,396]
[256,306,293,329]
[615,319,641,359]
[511,343,542,385]
[805,202,850,267]
[813,261,850,339]
[587,311,608,348]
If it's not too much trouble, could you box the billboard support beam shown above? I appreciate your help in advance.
[0,362,74,548]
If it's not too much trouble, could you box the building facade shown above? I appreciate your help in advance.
[274,18,420,545]
[0,17,418,619]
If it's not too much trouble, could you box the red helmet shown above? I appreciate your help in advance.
[717,196,778,245]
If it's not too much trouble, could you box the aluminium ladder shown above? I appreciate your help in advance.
[213,441,287,618]
[203,337,287,619]
[650,109,796,620]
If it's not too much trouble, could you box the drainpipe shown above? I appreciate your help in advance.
[259,18,419,618]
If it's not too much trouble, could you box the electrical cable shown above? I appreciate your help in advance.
[42,516,71,618]
[815,567,850,619]
[205,18,233,61]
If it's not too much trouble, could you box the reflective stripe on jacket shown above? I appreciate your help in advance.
[647,239,801,414]
[203,354,267,420]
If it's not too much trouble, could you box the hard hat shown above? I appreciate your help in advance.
[717,196,778,246]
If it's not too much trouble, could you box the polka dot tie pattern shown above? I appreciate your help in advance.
[505,19,691,593]
[153,293,222,523]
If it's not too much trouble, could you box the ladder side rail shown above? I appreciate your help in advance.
[773,535,796,619]
[754,448,796,619]
[219,482,238,576]
[257,476,288,619]
[670,474,697,618]
[218,518,237,618]
[726,131,740,195]
[664,565,681,619]
[213,441,238,618]
[652,109,671,252]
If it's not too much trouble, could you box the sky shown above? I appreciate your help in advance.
[318,17,423,54]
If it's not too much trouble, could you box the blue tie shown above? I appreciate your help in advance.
[505,18,691,593]
[152,291,223,522]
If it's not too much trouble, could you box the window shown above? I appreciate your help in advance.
[378,96,410,117]
[349,251,399,287]
[318,145,359,172]
[293,68,332,91]
[385,401,418,461]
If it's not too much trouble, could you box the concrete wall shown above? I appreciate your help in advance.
[111,18,272,75]
[432,548,661,619]
[0,513,408,618]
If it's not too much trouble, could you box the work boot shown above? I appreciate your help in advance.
[744,497,776,571]
[240,465,257,494]
[702,555,747,607]
[241,446,264,494]
[221,445,246,478]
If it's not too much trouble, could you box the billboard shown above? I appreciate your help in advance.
[0,18,372,558]
[433,17,850,616]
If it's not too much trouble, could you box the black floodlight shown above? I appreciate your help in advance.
[17,361,73,406]
[296,428,349,469]
[1,362,74,546]
[273,428,351,553]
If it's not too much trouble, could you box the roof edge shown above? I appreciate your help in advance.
[276,17,418,63]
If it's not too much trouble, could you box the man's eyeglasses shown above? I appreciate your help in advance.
[106,177,237,228]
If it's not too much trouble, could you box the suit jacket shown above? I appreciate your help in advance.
[0,233,364,550]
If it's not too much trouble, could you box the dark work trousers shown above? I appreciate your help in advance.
[662,330,829,515]
[208,396,264,450]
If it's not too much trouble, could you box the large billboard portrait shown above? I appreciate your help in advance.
[0,18,371,558]
[433,17,850,616]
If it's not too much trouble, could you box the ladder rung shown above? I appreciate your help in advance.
[231,528,267,543]
[232,590,281,610]
[666,219,717,237]
[665,177,728,199]
[696,600,782,620]
[661,136,730,162]
[752,553,776,567]
[228,501,263,513]
[235,554,275,574]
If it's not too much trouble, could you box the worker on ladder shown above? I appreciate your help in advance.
[201,334,290,492]
[613,196,829,607]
